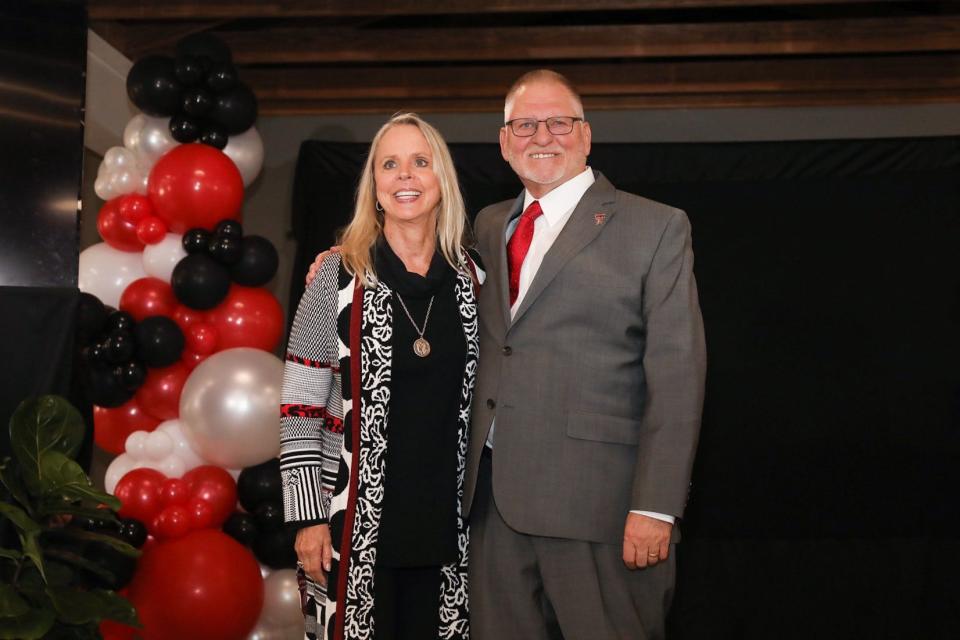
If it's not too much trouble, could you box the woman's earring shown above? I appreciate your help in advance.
[375,201,384,212]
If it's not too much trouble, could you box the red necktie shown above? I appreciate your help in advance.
[507,200,543,306]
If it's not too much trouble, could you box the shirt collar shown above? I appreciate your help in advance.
[522,167,595,227]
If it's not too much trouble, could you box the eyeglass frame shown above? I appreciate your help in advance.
[503,116,585,137]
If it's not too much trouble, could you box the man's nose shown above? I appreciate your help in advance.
[532,121,554,144]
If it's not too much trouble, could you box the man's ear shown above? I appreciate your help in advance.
[499,126,510,162]
[582,120,592,158]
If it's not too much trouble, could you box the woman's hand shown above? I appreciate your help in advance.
[305,246,341,286]
[295,524,334,585]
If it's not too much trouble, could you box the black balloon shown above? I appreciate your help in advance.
[199,122,229,150]
[169,113,201,143]
[182,87,214,116]
[171,253,231,310]
[253,527,298,570]
[254,502,284,533]
[208,235,242,265]
[119,360,147,391]
[77,293,107,347]
[104,332,135,365]
[118,518,148,548]
[83,363,135,408]
[176,33,232,65]
[223,511,258,547]
[174,55,204,86]
[215,219,243,240]
[182,228,212,254]
[210,84,257,134]
[205,62,238,93]
[135,316,185,367]
[126,55,181,117]
[230,235,279,287]
[237,458,282,512]
[104,310,135,334]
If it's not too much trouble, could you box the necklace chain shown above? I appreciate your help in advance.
[395,293,434,338]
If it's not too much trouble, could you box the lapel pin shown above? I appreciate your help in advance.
[593,212,606,226]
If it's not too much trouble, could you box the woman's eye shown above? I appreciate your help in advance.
[415,157,429,167]
[383,160,396,169]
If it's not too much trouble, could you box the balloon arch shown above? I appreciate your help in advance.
[77,33,302,640]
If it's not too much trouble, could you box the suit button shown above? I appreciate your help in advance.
[486,398,496,409]
[502,346,512,356]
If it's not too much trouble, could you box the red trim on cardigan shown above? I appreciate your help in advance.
[334,277,364,640]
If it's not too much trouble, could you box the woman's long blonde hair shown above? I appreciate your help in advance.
[338,113,469,285]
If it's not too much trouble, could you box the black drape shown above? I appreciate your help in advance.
[290,136,960,638]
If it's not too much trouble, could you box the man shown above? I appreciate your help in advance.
[463,69,706,640]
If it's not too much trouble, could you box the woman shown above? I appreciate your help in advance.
[280,113,482,640]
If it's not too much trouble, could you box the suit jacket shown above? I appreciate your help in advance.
[462,171,707,545]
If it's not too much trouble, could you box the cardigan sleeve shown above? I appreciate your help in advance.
[280,255,343,526]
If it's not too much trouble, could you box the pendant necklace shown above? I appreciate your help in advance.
[395,293,435,357]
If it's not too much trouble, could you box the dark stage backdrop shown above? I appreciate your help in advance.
[291,137,960,638]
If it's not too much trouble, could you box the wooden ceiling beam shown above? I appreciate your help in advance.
[199,16,960,65]
[244,55,960,103]
[88,0,909,20]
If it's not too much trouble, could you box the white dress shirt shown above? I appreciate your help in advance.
[486,167,674,525]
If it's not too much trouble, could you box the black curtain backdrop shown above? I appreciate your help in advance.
[291,137,960,638]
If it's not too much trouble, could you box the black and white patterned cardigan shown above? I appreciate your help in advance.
[280,251,483,640]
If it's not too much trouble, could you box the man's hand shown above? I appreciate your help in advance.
[295,524,334,585]
[305,246,341,286]
[622,513,672,570]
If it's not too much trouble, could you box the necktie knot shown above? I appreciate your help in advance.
[506,201,543,307]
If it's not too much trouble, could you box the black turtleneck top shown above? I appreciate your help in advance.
[373,239,466,567]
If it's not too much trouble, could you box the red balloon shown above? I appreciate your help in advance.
[117,193,154,224]
[97,197,144,252]
[160,478,190,506]
[119,277,178,322]
[188,498,215,530]
[99,619,136,640]
[137,215,168,245]
[135,362,189,421]
[93,398,161,455]
[207,286,284,352]
[172,304,207,332]
[152,504,191,540]
[147,144,243,233]
[114,468,166,524]
[126,530,263,640]
[181,349,208,371]
[186,322,218,355]
[183,466,237,527]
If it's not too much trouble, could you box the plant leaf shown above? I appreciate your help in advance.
[40,548,115,585]
[9,397,85,491]
[33,501,119,524]
[0,604,55,639]
[0,548,21,562]
[43,529,139,559]
[0,462,31,515]
[0,503,44,581]
[36,452,120,510]
[47,587,139,627]
[0,584,29,618]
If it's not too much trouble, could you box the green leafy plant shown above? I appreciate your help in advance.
[0,396,139,639]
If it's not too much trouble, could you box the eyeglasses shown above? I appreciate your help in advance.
[504,116,584,137]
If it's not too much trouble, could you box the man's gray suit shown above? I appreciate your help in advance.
[464,171,707,639]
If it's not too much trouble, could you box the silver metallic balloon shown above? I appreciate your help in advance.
[124,113,179,170]
[246,622,303,640]
[78,242,148,308]
[142,232,187,282]
[261,569,304,628]
[179,348,283,468]
[223,126,264,187]
[95,146,147,200]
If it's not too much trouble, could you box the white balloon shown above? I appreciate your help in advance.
[125,431,148,458]
[144,429,174,460]
[155,419,205,470]
[180,348,284,468]
[224,126,264,187]
[104,454,136,494]
[95,146,147,200]
[78,243,147,308]
[142,233,186,282]
[124,114,178,172]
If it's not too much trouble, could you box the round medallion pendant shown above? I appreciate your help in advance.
[413,337,431,358]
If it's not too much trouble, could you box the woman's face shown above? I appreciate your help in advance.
[374,124,441,228]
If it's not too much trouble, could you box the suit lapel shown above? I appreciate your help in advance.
[511,173,618,326]
[493,193,525,329]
